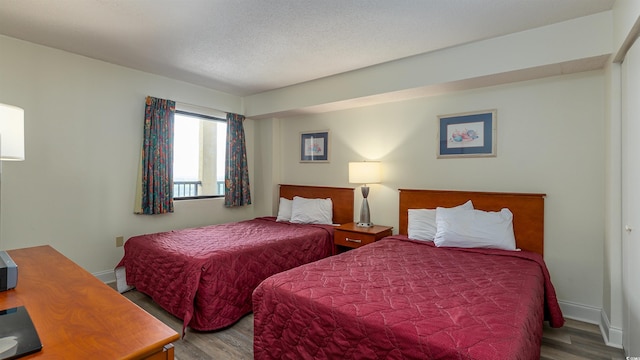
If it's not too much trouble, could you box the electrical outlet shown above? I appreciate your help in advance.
[115,236,124,247]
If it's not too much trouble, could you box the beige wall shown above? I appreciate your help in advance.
[278,71,606,319]
[0,34,259,277]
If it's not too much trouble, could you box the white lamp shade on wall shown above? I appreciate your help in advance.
[0,103,25,161]
[348,161,381,185]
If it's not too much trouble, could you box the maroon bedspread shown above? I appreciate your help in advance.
[116,217,334,333]
[253,235,564,360]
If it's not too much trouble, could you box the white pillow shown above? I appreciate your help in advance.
[290,196,333,225]
[276,197,293,222]
[433,207,517,251]
[407,200,473,241]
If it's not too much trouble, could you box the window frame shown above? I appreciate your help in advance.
[173,109,226,201]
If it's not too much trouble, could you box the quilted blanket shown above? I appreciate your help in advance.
[116,217,334,334]
[253,235,564,360]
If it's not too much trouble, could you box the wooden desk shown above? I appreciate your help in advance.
[0,245,179,359]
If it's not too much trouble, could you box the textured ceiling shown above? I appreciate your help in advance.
[0,0,615,96]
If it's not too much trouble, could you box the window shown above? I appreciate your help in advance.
[173,110,226,199]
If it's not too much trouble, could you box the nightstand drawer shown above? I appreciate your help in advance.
[333,223,393,251]
[334,231,377,248]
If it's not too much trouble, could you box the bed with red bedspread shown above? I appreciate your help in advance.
[116,185,353,334]
[252,189,564,360]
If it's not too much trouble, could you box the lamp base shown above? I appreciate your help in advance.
[358,187,372,228]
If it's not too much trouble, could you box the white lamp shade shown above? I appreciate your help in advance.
[349,161,381,184]
[0,103,25,161]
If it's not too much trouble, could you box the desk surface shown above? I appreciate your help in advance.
[0,245,179,359]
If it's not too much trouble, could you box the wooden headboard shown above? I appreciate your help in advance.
[399,189,546,255]
[279,184,354,225]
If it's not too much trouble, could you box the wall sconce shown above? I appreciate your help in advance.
[0,103,24,285]
[0,103,25,161]
[348,161,381,227]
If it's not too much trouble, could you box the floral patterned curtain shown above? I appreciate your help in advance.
[135,96,175,214]
[224,113,251,207]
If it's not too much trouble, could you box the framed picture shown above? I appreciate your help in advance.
[437,110,497,158]
[300,130,330,162]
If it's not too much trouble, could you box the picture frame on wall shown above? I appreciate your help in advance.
[300,130,330,162]
[437,110,497,158]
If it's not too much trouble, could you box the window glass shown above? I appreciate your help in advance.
[173,111,226,199]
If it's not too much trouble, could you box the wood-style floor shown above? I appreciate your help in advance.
[121,289,626,359]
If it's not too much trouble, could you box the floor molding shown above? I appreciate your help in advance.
[559,300,623,349]
[94,269,116,284]
[600,310,624,349]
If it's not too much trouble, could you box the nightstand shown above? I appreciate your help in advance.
[334,222,393,251]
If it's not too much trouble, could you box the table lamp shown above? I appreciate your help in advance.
[0,103,25,161]
[0,102,24,290]
[349,161,381,227]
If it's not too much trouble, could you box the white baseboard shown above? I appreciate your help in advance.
[600,310,624,349]
[559,300,601,323]
[93,269,116,284]
[559,300,623,349]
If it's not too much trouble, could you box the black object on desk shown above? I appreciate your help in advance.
[0,306,42,359]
